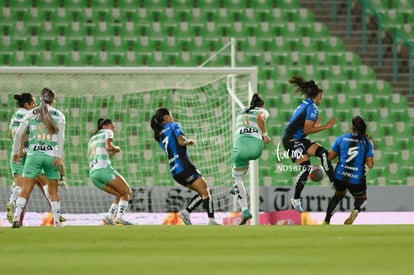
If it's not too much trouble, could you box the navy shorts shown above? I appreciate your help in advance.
[173,166,202,187]
[282,137,315,162]
[334,178,367,197]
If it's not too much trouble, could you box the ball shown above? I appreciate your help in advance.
[308,165,325,182]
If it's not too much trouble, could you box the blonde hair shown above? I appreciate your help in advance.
[40,87,59,134]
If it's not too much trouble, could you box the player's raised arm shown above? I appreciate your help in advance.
[281,76,337,213]
[150,107,219,225]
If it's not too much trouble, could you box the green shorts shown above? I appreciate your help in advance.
[10,153,26,176]
[232,135,264,169]
[90,167,120,190]
[23,153,60,180]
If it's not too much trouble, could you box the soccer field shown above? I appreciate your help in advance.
[1,225,413,275]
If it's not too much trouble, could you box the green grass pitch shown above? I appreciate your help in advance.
[1,225,413,275]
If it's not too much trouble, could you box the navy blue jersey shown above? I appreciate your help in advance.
[282,98,318,139]
[158,122,195,176]
[331,133,374,184]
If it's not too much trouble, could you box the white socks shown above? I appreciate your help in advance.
[13,197,27,221]
[43,184,51,202]
[233,170,248,211]
[9,185,22,206]
[117,200,128,220]
[108,203,119,219]
[51,201,61,225]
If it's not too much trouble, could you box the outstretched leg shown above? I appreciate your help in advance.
[323,190,346,224]
[315,146,335,183]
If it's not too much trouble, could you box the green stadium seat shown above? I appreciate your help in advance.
[296,37,318,59]
[374,79,393,95]
[279,23,302,44]
[293,8,315,24]
[269,8,289,27]
[276,0,300,9]
[390,93,408,109]
[356,65,376,81]
[380,9,405,33]
[395,0,414,11]
[309,22,330,43]
[344,51,362,67]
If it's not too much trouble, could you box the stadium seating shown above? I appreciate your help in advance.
[0,0,412,187]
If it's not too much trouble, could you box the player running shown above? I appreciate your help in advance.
[231,93,270,225]
[11,88,65,228]
[282,76,337,212]
[150,107,219,225]
[323,115,374,224]
[88,118,133,225]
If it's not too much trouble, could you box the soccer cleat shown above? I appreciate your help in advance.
[12,220,20,228]
[54,221,63,228]
[178,210,192,225]
[239,209,252,225]
[322,221,330,225]
[102,216,115,225]
[208,219,221,225]
[290,198,304,213]
[115,218,133,225]
[344,209,359,225]
[6,202,14,224]
[59,215,67,223]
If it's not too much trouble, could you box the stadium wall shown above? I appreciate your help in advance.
[1,186,413,213]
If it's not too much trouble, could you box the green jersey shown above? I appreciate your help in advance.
[234,107,269,141]
[9,108,30,151]
[14,105,66,158]
[88,129,113,172]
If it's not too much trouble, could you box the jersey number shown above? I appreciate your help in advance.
[162,136,169,154]
[346,146,358,163]
[35,125,53,141]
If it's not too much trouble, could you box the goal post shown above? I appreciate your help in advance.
[0,66,260,225]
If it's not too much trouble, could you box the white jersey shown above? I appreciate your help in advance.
[9,108,30,151]
[88,129,114,171]
[234,107,270,140]
[14,105,66,158]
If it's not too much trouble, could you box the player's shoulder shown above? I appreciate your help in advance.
[103,128,114,135]
[168,121,181,129]
[256,107,270,118]
[23,107,39,120]
[16,107,29,115]
[50,106,65,117]
[334,133,348,143]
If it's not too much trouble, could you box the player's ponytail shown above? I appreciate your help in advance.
[246,93,265,113]
[90,118,112,138]
[151,107,170,141]
[288,75,321,99]
[352,115,375,145]
[39,87,59,134]
[352,115,367,137]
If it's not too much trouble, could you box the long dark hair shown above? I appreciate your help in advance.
[150,107,170,141]
[288,75,321,99]
[246,93,264,113]
[14,93,33,108]
[352,115,367,136]
[352,115,374,144]
[40,87,59,134]
[90,118,113,138]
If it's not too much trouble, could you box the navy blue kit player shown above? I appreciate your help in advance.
[150,107,219,225]
[282,76,337,212]
[323,116,375,224]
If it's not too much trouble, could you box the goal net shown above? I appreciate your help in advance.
[0,67,258,225]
